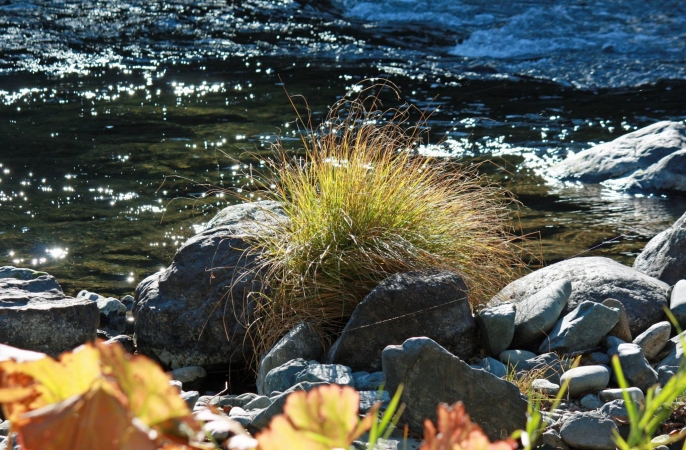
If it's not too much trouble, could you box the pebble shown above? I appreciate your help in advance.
[579,394,604,410]
[633,321,671,360]
[532,378,560,395]
[598,387,644,403]
[560,366,611,397]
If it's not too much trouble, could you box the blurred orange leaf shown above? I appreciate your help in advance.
[419,402,517,450]
[256,385,377,450]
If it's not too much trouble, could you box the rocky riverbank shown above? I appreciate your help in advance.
[2,122,686,449]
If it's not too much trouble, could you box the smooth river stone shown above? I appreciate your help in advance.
[541,301,620,354]
[633,321,671,360]
[670,280,686,328]
[476,303,515,355]
[511,279,571,347]
[559,366,611,398]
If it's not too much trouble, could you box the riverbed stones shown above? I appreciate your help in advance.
[670,280,686,328]
[559,366,611,397]
[510,279,571,347]
[263,358,309,397]
[476,303,515,355]
[134,201,286,370]
[559,410,619,450]
[382,337,527,440]
[515,353,564,384]
[550,121,686,183]
[495,256,669,336]
[598,387,645,403]
[328,271,478,373]
[251,381,327,430]
[499,349,537,367]
[0,267,99,356]
[532,379,560,395]
[611,343,657,392]
[541,301,620,354]
[633,321,671,360]
[602,298,632,342]
[634,210,686,285]
[256,322,323,395]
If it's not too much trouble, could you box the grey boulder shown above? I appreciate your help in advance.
[559,366,611,398]
[540,301,620,354]
[263,358,309,397]
[560,411,619,450]
[633,321,671,360]
[670,280,686,328]
[494,256,669,336]
[476,303,515,355]
[634,210,686,285]
[294,363,354,386]
[610,343,657,392]
[256,322,323,395]
[549,121,686,183]
[382,337,527,440]
[510,279,571,347]
[604,149,686,193]
[0,267,99,356]
[328,271,478,372]
[134,201,286,370]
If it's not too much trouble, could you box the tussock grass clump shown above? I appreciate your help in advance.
[242,85,527,358]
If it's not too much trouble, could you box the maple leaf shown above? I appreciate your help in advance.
[419,402,517,450]
[256,384,377,450]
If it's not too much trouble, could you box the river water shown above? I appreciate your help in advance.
[0,0,685,297]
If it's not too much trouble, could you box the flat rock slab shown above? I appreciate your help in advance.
[633,209,686,285]
[382,337,527,440]
[493,256,669,337]
[328,271,478,372]
[134,201,285,370]
[0,267,99,356]
[540,301,620,354]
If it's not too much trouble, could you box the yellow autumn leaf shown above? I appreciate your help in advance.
[257,385,377,450]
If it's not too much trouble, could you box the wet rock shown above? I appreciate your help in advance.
[328,271,478,372]
[598,387,644,403]
[605,149,686,193]
[560,410,619,450]
[256,322,323,395]
[516,353,564,384]
[633,321,671,360]
[476,303,515,355]
[169,366,207,391]
[499,349,537,367]
[251,381,327,430]
[559,366,611,397]
[495,257,668,337]
[634,210,686,285]
[670,280,686,328]
[550,121,686,183]
[580,394,604,410]
[134,201,286,370]
[294,363,354,386]
[532,379,560,395]
[540,301,620,354]
[104,335,135,353]
[610,343,657,392]
[353,371,385,391]
[382,337,527,440]
[477,356,508,378]
[602,298,632,342]
[263,358,309,397]
[510,279,571,347]
[0,267,99,356]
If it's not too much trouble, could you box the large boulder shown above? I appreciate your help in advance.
[550,121,686,184]
[0,267,99,356]
[134,201,286,370]
[327,271,478,372]
[382,337,527,440]
[633,210,686,285]
[493,257,668,336]
[604,149,686,193]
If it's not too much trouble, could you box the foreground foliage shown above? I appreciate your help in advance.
[240,84,527,356]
